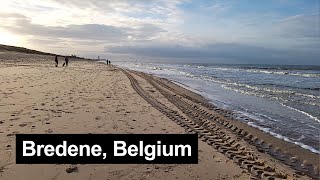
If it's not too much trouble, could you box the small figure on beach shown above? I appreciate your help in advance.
[55,55,58,67]
[106,59,109,65]
[63,56,69,67]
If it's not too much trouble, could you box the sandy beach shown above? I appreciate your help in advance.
[0,51,319,180]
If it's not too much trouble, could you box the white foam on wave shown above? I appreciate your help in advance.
[118,62,320,118]
[296,92,320,99]
[171,81,203,94]
[116,62,320,154]
[280,103,320,123]
[292,73,320,78]
[197,66,205,69]
[248,122,320,154]
[246,69,320,78]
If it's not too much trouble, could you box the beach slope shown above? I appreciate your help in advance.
[0,51,318,179]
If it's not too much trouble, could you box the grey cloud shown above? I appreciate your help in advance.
[30,37,66,45]
[0,13,165,42]
[48,0,181,21]
[3,18,128,41]
[49,0,163,13]
[271,13,320,38]
[106,43,320,65]
[0,12,27,19]
[132,24,167,39]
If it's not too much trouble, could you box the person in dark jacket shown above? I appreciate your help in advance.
[63,57,69,67]
[55,55,58,67]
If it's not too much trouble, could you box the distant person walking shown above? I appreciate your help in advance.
[106,59,109,65]
[63,56,69,67]
[55,55,58,67]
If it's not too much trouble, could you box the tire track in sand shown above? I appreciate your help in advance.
[121,69,294,180]
[133,71,319,180]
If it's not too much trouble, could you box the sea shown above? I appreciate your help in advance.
[114,62,320,154]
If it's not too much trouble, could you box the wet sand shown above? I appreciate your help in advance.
[0,51,318,179]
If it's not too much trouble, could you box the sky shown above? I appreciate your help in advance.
[0,0,319,64]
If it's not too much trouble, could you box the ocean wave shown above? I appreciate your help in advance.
[240,65,320,71]
[295,92,320,99]
[117,62,320,154]
[152,67,162,70]
[246,69,320,78]
[119,63,320,114]
[235,107,320,154]
[197,66,205,69]
[292,73,320,78]
[253,83,320,92]
[218,80,317,98]
[216,83,320,111]
[192,65,320,78]
[248,122,320,154]
[129,64,320,102]
[191,66,320,78]
[280,103,320,123]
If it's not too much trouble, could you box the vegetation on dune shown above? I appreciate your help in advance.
[0,44,84,59]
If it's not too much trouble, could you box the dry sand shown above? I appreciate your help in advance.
[0,51,318,180]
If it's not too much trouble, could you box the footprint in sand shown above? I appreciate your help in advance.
[19,123,28,127]
[6,144,11,150]
[7,131,19,137]
[66,165,78,173]
[45,129,53,133]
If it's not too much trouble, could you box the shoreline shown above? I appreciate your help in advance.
[169,76,320,155]
[0,51,319,179]
[168,79,319,152]
[124,68,320,179]
[115,62,320,155]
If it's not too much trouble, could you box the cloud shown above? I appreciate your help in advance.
[0,1,319,64]
[0,12,26,18]
[0,13,166,42]
[46,0,184,22]
[106,43,320,64]
[205,2,231,14]
[271,13,320,38]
